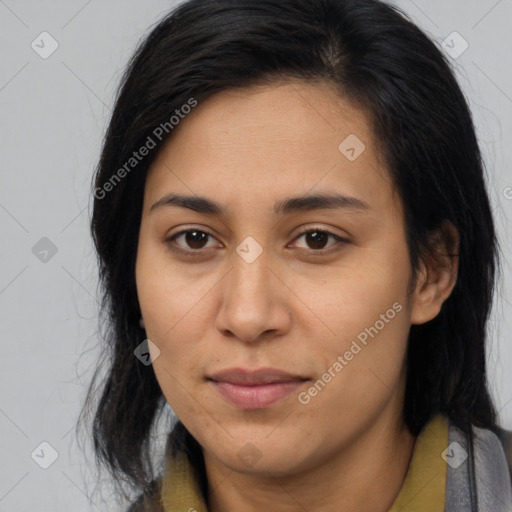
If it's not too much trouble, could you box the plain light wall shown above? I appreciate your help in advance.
[1,0,511,510]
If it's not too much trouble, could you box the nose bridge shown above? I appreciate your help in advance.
[215,238,287,341]
[229,239,272,303]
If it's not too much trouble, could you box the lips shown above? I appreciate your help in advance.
[208,367,309,409]
[209,367,307,385]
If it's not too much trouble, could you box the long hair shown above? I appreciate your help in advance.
[78,0,500,503]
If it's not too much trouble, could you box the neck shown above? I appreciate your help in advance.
[204,408,416,512]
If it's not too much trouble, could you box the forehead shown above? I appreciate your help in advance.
[143,80,399,221]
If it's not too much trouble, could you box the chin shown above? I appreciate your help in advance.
[205,433,310,476]
[226,450,304,476]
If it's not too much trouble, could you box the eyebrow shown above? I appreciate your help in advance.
[150,192,371,216]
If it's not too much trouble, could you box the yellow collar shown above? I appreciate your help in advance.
[160,414,448,511]
[161,448,208,512]
[388,414,448,511]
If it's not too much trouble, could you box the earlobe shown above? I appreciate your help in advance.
[410,221,459,325]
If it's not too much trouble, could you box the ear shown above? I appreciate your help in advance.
[410,221,460,325]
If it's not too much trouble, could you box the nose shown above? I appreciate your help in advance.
[214,246,292,344]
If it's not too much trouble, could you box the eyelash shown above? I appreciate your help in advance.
[165,227,350,256]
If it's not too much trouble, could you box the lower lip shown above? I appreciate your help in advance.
[211,380,306,409]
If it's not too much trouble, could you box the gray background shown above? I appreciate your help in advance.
[1,0,511,510]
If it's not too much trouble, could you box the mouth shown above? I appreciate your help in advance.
[207,367,310,409]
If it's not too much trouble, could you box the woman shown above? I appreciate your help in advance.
[80,0,512,510]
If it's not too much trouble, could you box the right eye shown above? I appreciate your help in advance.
[166,228,221,255]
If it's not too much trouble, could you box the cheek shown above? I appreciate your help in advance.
[135,243,228,412]
[296,241,411,405]
[301,237,411,341]
[152,354,222,447]
[136,238,211,345]
[295,295,410,446]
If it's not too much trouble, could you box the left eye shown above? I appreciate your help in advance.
[291,229,348,252]
[166,228,348,254]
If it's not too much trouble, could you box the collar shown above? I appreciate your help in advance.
[388,414,448,511]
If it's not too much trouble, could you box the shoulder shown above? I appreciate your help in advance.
[460,420,512,494]
[494,424,512,485]
[126,478,164,512]
[468,422,512,482]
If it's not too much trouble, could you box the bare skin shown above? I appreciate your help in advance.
[135,79,459,512]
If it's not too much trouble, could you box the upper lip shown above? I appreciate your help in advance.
[208,367,308,385]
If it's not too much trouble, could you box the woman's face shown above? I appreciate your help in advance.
[136,80,422,475]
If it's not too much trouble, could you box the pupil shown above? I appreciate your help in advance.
[186,231,207,249]
[308,231,327,249]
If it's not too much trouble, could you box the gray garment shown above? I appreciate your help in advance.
[446,421,512,511]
